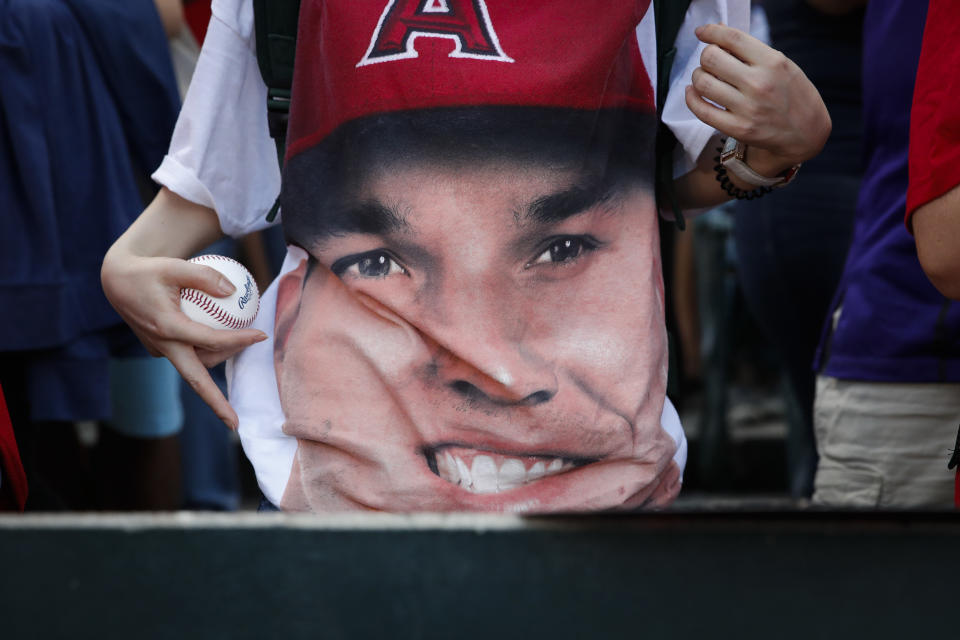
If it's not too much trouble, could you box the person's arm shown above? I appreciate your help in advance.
[154,0,185,38]
[674,23,831,210]
[101,188,267,429]
[912,184,960,300]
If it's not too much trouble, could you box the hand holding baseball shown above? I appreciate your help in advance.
[180,255,260,330]
[101,189,267,429]
[685,23,831,179]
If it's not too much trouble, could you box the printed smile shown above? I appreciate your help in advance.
[424,445,593,494]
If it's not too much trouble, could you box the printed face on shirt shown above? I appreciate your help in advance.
[273,109,680,512]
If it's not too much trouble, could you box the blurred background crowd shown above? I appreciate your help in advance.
[0,0,957,512]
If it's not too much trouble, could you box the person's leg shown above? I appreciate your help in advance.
[179,363,240,510]
[0,353,97,510]
[733,174,858,497]
[813,376,960,508]
[95,427,181,510]
[693,209,737,486]
[672,227,701,386]
[101,356,183,510]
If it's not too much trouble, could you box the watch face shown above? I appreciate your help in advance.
[720,137,745,164]
[721,136,736,154]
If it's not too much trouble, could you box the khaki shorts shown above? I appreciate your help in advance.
[813,375,960,508]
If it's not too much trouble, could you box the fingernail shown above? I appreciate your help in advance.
[217,277,235,296]
[695,25,704,36]
[256,332,268,342]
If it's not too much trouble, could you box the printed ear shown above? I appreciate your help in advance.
[274,258,309,363]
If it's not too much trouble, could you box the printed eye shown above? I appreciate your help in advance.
[528,236,600,267]
[332,250,408,279]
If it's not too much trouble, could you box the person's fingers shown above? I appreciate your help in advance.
[164,258,236,297]
[128,326,163,357]
[685,84,745,136]
[166,342,238,429]
[196,342,257,368]
[153,312,267,352]
[695,23,770,66]
[690,67,745,113]
[697,42,749,90]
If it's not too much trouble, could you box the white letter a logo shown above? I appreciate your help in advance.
[358,0,513,67]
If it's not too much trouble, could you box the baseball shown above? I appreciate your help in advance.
[180,255,260,330]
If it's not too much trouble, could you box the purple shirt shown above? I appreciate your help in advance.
[814,0,960,383]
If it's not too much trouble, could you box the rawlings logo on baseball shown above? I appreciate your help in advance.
[180,255,260,330]
[238,275,254,310]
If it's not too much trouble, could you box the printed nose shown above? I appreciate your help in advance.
[433,341,559,408]
[448,379,556,407]
[421,277,558,407]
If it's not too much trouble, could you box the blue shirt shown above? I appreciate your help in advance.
[0,0,180,421]
[0,0,180,351]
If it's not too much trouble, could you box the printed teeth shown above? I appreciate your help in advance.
[432,449,576,494]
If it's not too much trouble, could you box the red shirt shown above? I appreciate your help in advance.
[184,0,213,46]
[0,385,27,511]
[906,0,960,229]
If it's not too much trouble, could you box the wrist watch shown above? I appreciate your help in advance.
[720,137,801,188]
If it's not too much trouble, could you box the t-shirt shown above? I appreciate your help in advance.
[153,0,280,238]
[813,0,960,384]
[155,0,743,236]
[0,0,180,423]
[1,0,180,352]
[155,0,749,512]
[762,0,862,177]
[0,385,26,511]
[906,0,960,224]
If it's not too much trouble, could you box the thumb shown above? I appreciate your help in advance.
[166,258,236,297]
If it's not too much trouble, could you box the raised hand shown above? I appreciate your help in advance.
[685,23,831,178]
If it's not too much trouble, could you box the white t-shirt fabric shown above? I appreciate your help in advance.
[154,0,748,508]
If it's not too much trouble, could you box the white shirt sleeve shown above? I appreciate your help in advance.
[151,0,280,238]
[660,0,751,177]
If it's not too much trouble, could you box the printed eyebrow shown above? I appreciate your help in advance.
[522,178,615,226]
[320,200,409,237]
[309,199,437,272]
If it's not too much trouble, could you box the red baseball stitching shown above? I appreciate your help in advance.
[181,288,247,329]
[181,255,260,329]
